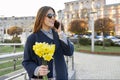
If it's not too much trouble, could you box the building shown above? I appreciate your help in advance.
[0,16,35,42]
[104,3,120,35]
[58,0,120,35]
[0,16,35,31]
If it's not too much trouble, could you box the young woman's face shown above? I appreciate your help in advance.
[43,9,56,29]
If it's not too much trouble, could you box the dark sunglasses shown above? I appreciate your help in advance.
[46,13,56,19]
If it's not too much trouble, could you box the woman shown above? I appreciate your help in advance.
[22,6,74,80]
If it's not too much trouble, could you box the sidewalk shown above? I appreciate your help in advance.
[74,52,120,79]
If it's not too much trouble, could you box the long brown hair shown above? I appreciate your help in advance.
[33,6,55,33]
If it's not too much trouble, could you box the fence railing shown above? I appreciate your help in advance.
[0,53,75,80]
[0,43,75,80]
[0,43,24,71]
[0,43,24,53]
[4,71,28,80]
[0,52,23,60]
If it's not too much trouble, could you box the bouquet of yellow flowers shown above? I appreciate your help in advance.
[33,42,55,80]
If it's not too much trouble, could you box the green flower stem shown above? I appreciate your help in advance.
[43,75,48,80]
[42,59,47,65]
[42,59,48,80]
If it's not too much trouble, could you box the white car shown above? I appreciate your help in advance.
[106,36,120,42]
[83,35,91,38]
[95,36,103,42]
[115,41,120,45]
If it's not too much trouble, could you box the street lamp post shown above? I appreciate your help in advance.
[90,11,97,52]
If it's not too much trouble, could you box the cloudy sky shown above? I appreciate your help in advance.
[0,0,119,17]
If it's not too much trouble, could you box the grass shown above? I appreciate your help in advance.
[0,45,24,76]
[0,66,23,76]
[0,59,23,76]
[0,59,22,69]
[74,44,120,55]
[0,45,24,54]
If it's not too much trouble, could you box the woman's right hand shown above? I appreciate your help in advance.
[38,65,49,76]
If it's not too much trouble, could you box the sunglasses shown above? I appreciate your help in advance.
[46,13,56,19]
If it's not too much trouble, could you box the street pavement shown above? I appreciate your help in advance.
[74,52,120,80]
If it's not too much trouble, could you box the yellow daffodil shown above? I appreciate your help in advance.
[33,42,55,61]
[32,42,55,80]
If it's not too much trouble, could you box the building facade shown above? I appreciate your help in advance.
[104,3,120,35]
[0,16,35,42]
[0,16,35,30]
[58,0,120,35]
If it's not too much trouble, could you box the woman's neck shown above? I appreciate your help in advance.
[42,24,51,31]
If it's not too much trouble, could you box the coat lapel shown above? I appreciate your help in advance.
[52,30,59,50]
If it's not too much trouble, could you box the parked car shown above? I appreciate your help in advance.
[106,36,120,42]
[95,36,103,42]
[114,41,120,45]
[69,34,79,44]
[83,35,91,39]
[115,35,120,39]
[70,34,78,39]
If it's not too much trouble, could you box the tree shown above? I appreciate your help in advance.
[7,26,23,43]
[94,17,115,48]
[68,19,88,34]
[94,17,115,34]
[7,26,23,37]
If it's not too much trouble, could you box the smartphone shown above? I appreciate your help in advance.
[54,20,60,29]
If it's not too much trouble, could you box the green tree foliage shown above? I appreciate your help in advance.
[68,19,88,34]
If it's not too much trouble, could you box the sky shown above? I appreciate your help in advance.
[0,0,75,17]
[106,0,120,5]
[0,0,120,17]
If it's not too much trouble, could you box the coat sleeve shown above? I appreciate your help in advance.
[57,31,74,56]
[60,38,74,56]
[22,34,38,78]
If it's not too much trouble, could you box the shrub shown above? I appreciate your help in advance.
[4,39,12,43]
[11,37,21,48]
[95,40,103,46]
[104,39,114,46]
[11,37,21,43]
[79,38,91,45]
[95,39,115,46]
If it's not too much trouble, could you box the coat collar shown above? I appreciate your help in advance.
[37,29,59,50]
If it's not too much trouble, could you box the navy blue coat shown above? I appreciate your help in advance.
[22,30,74,80]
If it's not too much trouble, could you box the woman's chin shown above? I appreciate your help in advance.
[50,25,54,28]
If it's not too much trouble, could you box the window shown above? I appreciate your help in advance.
[118,9,120,13]
[67,4,69,6]
[112,9,116,14]
[4,17,7,20]
[67,14,69,19]
[70,4,73,11]
[112,18,116,24]
[97,10,101,16]
[118,18,120,24]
